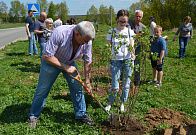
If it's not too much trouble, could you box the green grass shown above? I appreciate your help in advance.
[0,25,195,134]
[0,23,24,29]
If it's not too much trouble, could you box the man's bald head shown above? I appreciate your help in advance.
[40,12,47,21]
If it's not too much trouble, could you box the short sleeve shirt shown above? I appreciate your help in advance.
[151,36,166,57]
[43,25,92,64]
[34,20,46,43]
[106,27,135,60]
[25,16,34,32]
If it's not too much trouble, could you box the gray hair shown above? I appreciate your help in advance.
[75,21,95,39]
[135,10,143,17]
[44,18,53,24]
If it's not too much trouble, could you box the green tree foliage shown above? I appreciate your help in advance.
[109,5,115,27]
[132,0,195,29]
[9,0,24,23]
[128,2,141,19]
[37,0,48,12]
[48,1,56,20]
[0,1,8,23]
[99,4,110,25]
[20,3,26,22]
[86,5,115,26]
[86,5,98,22]
[56,1,69,23]
[0,1,7,13]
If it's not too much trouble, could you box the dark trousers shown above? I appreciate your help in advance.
[134,45,141,86]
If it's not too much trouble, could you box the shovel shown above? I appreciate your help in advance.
[69,70,110,116]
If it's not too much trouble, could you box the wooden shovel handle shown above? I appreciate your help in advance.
[69,70,92,94]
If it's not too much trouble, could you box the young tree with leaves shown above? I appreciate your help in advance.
[48,1,56,20]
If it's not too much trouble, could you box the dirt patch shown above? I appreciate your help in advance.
[160,123,196,135]
[100,108,196,135]
[92,86,108,97]
[145,108,193,129]
[101,115,146,135]
[145,108,196,135]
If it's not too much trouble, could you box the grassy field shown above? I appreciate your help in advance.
[0,23,24,29]
[0,25,195,135]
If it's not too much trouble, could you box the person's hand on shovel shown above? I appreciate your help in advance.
[85,82,92,92]
[64,64,79,75]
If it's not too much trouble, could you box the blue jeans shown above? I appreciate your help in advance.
[179,37,190,58]
[39,42,45,57]
[108,59,133,104]
[28,32,38,55]
[29,60,86,119]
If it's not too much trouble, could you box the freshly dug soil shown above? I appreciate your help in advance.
[101,115,146,135]
[100,108,195,135]
[145,108,196,135]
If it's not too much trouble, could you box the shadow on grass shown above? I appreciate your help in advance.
[92,76,111,84]
[42,107,75,124]
[6,52,26,56]
[52,93,72,102]
[167,54,196,59]
[0,103,31,123]
[52,93,102,109]
[10,61,40,73]
[0,103,75,124]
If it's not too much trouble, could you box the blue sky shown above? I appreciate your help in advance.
[3,0,139,15]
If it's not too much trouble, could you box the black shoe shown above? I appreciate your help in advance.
[76,115,94,126]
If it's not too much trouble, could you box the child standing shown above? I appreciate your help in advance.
[105,9,135,112]
[150,25,167,87]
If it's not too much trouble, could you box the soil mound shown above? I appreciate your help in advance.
[101,115,146,135]
[145,108,196,135]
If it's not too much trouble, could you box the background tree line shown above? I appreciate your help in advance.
[0,0,195,29]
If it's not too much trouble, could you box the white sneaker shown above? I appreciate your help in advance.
[28,116,38,128]
[105,105,111,112]
[155,82,162,88]
[120,103,125,112]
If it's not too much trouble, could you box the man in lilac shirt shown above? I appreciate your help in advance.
[29,21,95,128]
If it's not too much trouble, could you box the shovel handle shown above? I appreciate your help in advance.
[69,70,92,95]
[69,70,110,115]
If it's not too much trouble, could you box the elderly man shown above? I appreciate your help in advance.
[34,11,47,57]
[29,21,95,128]
[128,10,146,92]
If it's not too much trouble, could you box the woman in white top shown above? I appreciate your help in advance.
[105,9,135,112]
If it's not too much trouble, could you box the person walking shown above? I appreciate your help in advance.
[25,10,38,55]
[28,21,95,128]
[173,16,193,59]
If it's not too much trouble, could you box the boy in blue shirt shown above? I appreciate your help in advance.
[150,25,166,87]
